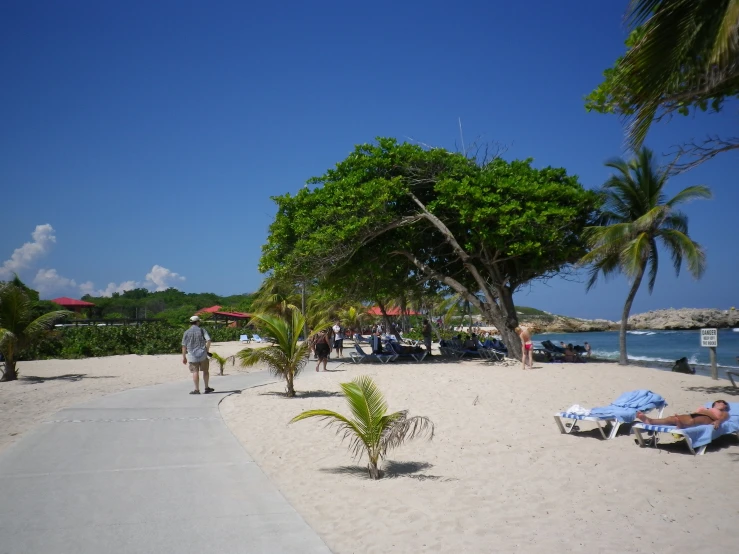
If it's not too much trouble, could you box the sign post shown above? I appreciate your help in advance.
[700,328,718,380]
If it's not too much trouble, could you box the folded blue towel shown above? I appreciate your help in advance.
[665,402,739,448]
[589,390,666,423]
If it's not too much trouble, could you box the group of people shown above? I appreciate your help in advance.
[309,321,348,371]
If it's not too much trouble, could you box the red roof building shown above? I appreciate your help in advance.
[52,297,95,313]
[366,306,420,316]
[197,305,222,314]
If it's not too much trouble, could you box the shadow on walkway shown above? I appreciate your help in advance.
[20,374,117,384]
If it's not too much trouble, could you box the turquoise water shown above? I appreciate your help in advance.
[537,329,739,377]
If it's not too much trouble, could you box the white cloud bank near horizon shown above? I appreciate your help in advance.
[2,224,186,298]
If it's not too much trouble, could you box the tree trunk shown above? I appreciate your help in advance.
[286,372,296,397]
[377,300,392,332]
[0,360,18,382]
[619,264,646,365]
[368,460,380,479]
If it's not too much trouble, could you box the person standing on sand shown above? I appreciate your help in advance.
[515,326,533,370]
[314,329,331,372]
[182,315,213,395]
[422,318,433,356]
[332,321,344,358]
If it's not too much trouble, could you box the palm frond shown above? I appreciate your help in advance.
[659,229,707,278]
[290,409,368,459]
[665,185,713,208]
[380,412,435,455]
[646,239,660,293]
[24,310,72,337]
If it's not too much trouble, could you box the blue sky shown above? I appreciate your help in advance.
[1,1,736,320]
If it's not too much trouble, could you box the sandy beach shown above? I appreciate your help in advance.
[3,345,738,552]
[221,356,739,553]
[0,341,251,453]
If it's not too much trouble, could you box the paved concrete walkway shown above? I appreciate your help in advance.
[0,368,337,554]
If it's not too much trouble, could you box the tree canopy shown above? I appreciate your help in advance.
[260,138,599,356]
[585,0,739,172]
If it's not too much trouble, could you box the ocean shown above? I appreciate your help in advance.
[537,328,739,378]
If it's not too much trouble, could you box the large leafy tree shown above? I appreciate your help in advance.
[290,376,434,480]
[586,0,739,172]
[0,277,71,381]
[260,138,598,358]
[581,147,711,365]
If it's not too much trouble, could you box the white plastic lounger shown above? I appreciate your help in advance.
[239,334,250,343]
[631,424,708,455]
[554,404,666,440]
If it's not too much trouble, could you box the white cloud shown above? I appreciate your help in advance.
[0,224,56,279]
[78,265,185,297]
[144,264,185,291]
[32,268,77,297]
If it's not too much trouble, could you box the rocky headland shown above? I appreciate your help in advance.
[522,308,738,333]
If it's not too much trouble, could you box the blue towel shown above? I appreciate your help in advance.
[670,402,739,448]
[589,390,666,423]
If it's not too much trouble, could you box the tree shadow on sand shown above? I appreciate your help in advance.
[259,390,343,399]
[321,460,455,481]
[683,384,739,397]
[20,374,117,384]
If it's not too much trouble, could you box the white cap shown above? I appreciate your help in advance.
[189,315,201,322]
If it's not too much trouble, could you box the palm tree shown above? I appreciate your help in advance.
[0,278,71,382]
[210,352,235,376]
[581,147,711,365]
[619,0,739,149]
[237,308,311,397]
[290,376,434,479]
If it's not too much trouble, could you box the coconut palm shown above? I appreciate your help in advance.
[0,278,71,382]
[290,376,434,480]
[619,0,739,148]
[581,147,711,365]
[210,352,235,376]
[237,308,311,397]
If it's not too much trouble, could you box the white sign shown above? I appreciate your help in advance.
[700,328,718,347]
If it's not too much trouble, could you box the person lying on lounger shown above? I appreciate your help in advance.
[636,400,730,429]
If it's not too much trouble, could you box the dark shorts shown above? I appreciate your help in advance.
[315,343,330,359]
[333,339,343,349]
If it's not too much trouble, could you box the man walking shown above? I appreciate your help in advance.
[182,315,214,395]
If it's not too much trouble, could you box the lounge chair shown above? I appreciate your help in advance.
[388,342,427,362]
[632,402,739,455]
[251,334,264,343]
[353,333,371,344]
[554,390,667,440]
[349,344,395,364]
[239,334,251,343]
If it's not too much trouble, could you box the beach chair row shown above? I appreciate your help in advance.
[349,343,428,364]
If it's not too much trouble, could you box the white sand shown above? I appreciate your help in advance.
[0,341,251,452]
[221,358,739,553]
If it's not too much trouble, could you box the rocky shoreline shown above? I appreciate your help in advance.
[522,307,739,333]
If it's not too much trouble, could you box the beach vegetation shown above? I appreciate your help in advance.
[210,352,235,376]
[581,147,711,365]
[0,277,71,381]
[290,375,434,480]
[586,0,739,172]
[260,138,599,360]
[237,308,313,397]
